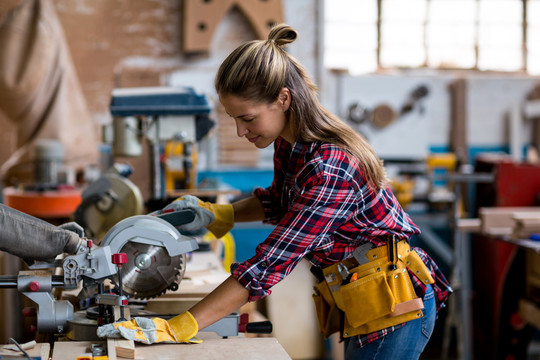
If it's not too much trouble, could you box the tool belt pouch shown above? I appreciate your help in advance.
[313,241,433,338]
[313,279,341,338]
[340,271,395,328]
[342,265,424,337]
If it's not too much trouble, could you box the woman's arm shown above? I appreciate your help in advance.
[188,275,249,329]
[232,196,265,222]
[187,198,263,329]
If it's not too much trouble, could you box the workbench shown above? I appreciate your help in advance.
[44,250,291,359]
[48,246,291,359]
[51,334,291,360]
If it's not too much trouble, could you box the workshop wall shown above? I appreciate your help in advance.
[0,0,319,200]
[2,0,539,191]
[331,73,538,162]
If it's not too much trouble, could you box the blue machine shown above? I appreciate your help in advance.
[108,87,214,202]
[110,86,212,117]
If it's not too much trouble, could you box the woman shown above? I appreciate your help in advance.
[100,24,452,360]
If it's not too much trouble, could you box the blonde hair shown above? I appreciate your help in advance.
[215,24,387,190]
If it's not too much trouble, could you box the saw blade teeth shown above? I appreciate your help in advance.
[117,244,187,299]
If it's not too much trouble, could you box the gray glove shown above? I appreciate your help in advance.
[58,221,85,238]
[161,195,234,238]
[96,314,201,344]
[97,317,160,344]
[162,195,213,233]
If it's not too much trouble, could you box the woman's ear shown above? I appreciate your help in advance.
[278,88,291,111]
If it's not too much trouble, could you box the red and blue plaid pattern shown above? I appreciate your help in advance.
[231,137,452,345]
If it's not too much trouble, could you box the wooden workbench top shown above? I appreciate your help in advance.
[52,333,292,360]
[0,342,50,359]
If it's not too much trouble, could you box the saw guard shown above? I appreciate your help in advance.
[100,215,199,298]
[100,215,198,256]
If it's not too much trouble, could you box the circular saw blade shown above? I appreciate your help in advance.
[119,241,186,299]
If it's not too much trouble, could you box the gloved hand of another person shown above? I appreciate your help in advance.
[96,311,201,344]
[162,195,234,238]
[58,221,85,238]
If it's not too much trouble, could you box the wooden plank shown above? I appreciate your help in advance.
[182,0,283,53]
[115,339,135,359]
[479,207,540,235]
[456,218,482,232]
[107,338,117,360]
[52,335,291,360]
[0,342,50,359]
[449,78,468,164]
[519,298,540,329]
[52,341,96,360]
[513,212,540,238]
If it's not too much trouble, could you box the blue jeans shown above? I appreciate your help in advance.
[344,284,436,360]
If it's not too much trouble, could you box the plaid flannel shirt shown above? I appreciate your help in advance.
[230,137,452,346]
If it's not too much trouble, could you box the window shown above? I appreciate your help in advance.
[325,0,538,74]
[324,0,378,74]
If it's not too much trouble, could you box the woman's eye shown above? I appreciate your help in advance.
[243,118,255,122]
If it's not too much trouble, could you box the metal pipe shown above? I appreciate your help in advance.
[152,115,162,199]
[0,275,65,288]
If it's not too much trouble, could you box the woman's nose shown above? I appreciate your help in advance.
[236,121,248,137]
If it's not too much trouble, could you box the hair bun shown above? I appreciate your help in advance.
[268,24,297,47]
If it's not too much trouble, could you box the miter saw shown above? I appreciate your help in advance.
[0,204,272,342]
[0,203,198,339]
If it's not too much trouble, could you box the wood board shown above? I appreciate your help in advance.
[52,334,291,360]
[0,342,50,359]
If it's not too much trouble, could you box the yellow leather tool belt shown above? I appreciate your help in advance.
[312,240,435,338]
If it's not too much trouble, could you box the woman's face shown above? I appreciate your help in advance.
[219,88,292,149]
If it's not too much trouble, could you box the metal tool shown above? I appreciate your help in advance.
[111,253,128,321]
[352,243,373,265]
[0,206,270,342]
[91,343,107,357]
[74,165,144,243]
[68,211,199,339]
[0,209,198,336]
[337,263,349,281]
[100,211,197,299]
[108,86,214,201]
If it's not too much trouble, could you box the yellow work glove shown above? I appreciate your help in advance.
[162,195,234,238]
[96,311,201,344]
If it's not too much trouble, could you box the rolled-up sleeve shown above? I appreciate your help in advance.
[232,168,358,302]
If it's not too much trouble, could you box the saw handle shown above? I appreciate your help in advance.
[238,313,273,334]
[245,321,273,334]
[157,209,196,227]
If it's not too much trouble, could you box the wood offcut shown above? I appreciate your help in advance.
[183,0,284,53]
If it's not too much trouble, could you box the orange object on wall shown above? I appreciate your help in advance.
[3,186,81,219]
